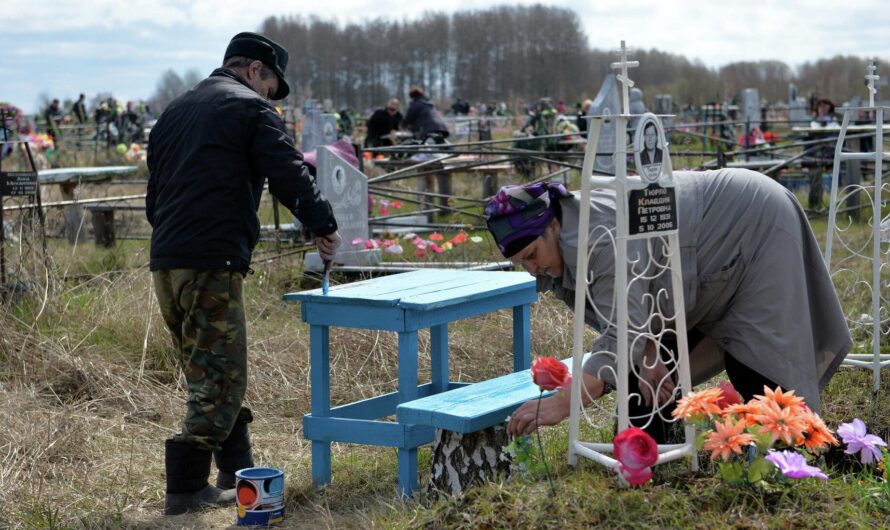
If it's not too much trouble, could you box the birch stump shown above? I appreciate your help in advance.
[427,425,512,497]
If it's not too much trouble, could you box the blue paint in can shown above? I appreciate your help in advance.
[235,467,285,526]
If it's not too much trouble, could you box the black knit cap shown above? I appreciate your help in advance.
[224,32,290,100]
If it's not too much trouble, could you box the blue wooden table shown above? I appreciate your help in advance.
[283,269,537,496]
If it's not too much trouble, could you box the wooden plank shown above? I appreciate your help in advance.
[398,272,534,309]
[301,302,405,329]
[327,383,440,420]
[283,269,448,305]
[303,416,435,448]
[405,289,537,331]
[284,270,532,310]
[396,358,572,433]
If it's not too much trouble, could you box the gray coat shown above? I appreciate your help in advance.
[538,168,851,412]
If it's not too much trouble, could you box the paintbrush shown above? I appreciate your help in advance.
[322,259,331,295]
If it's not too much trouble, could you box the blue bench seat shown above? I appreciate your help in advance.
[397,358,573,433]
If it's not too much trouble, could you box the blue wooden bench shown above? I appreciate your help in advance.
[396,358,573,433]
[283,269,537,497]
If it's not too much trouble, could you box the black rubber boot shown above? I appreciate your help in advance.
[214,407,255,489]
[164,439,235,515]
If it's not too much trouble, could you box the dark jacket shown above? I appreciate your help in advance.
[146,68,337,272]
[365,108,402,147]
[402,97,449,138]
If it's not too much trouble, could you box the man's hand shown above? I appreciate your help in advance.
[506,372,606,436]
[316,231,342,261]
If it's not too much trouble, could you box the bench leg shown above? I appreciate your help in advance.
[430,324,448,393]
[398,448,418,498]
[312,441,332,486]
[512,304,531,371]
[310,324,332,486]
[397,331,419,496]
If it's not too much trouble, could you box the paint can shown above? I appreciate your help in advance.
[235,467,285,526]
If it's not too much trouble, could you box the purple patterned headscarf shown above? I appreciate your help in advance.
[484,182,571,257]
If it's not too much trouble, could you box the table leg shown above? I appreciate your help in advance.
[430,324,448,393]
[513,304,531,372]
[397,330,419,496]
[309,324,332,486]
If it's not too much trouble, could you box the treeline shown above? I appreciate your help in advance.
[152,5,884,112]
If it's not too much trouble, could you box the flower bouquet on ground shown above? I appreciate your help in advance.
[673,384,837,486]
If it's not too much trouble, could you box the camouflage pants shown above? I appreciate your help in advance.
[153,269,248,451]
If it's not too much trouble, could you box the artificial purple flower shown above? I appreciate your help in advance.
[837,418,888,466]
[765,450,828,480]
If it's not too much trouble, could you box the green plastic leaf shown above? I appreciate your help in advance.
[695,431,708,451]
[747,456,772,483]
[718,461,744,482]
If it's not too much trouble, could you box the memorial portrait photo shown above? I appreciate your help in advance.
[635,117,663,182]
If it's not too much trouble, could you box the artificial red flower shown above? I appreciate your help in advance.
[531,356,570,391]
[716,381,741,409]
[430,243,444,253]
[614,427,658,486]
[429,233,444,241]
[391,200,403,209]
[380,206,389,215]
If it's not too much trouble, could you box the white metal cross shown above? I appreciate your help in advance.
[610,40,640,115]
[866,61,879,108]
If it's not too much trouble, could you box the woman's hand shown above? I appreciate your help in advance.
[639,357,674,407]
[506,373,606,436]
[507,392,570,436]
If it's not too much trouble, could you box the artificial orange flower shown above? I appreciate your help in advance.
[703,418,756,462]
[449,232,469,245]
[798,407,838,454]
[671,387,724,420]
[751,399,807,445]
[721,402,761,427]
[753,386,805,411]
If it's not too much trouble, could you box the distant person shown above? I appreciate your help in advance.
[43,99,63,145]
[147,31,341,516]
[72,94,88,124]
[810,98,838,128]
[402,86,449,143]
[364,98,402,148]
[806,98,838,209]
[122,101,144,143]
[576,99,592,135]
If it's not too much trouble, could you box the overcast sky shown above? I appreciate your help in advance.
[1,0,886,113]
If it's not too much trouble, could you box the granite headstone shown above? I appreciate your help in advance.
[304,145,380,270]
[301,99,339,153]
[741,88,760,129]
[588,74,621,175]
[655,95,673,127]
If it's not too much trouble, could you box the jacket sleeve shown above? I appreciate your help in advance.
[401,103,418,131]
[145,133,156,226]
[249,105,338,237]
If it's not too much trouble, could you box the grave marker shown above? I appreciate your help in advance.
[655,95,673,127]
[741,88,760,130]
[304,145,380,270]
[588,74,622,175]
[301,100,339,153]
